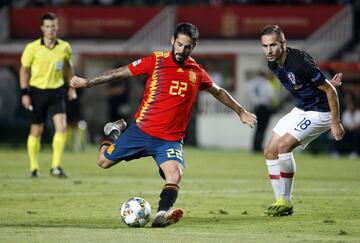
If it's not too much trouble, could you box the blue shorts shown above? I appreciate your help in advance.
[104,123,185,168]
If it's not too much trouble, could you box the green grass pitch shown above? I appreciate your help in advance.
[0,146,359,242]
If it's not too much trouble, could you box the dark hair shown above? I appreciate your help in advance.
[41,12,57,24]
[174,23,199,43]
[260,25,285,41]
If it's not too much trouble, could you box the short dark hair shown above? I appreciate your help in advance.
[41,12,57,24]
[260,25,285,41]
[174,23,199,43]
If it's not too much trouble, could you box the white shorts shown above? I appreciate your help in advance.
[273,107,332,149]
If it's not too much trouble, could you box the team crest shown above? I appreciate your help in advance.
[288,72,303,90]
[287,72,296,85]
[189,70,197,84]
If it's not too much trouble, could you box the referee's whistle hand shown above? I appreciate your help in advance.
[70,76,89,88]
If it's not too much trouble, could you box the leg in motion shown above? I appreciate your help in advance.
[97,118,127,169]
[28,124,43,178]
[264,132,281,201]
[266,133,299,216]
[51,113,68,178]
[152,160,183,227]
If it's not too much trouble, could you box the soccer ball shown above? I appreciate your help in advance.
[120,197,151,227]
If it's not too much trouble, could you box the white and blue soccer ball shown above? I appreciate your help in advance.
[120,197,151,227]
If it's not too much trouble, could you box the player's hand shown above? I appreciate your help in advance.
[330,73,343,87]
[21,95,33,111]
[68,87,77,100]
[70,76,89,88]
[331,122,345,141]
[239,109,257,128]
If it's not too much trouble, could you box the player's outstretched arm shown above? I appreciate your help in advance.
[70,65,133,88]
[206,83,257,128]
[318,80,345,141]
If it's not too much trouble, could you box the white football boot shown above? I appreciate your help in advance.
[151,208,183,227]
[103,119,127,139]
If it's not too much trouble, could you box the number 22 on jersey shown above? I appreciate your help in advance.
[169,80,187,97]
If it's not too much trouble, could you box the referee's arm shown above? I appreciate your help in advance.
[64,60,77,100]
[19,65,32,110]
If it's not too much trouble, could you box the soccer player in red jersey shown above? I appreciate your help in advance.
[71,23,257,227]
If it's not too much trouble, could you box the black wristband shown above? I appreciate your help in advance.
[21,88,29,96]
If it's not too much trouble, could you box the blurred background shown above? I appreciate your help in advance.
[0,0,359,156]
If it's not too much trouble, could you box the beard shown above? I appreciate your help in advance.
[171,46,187,66]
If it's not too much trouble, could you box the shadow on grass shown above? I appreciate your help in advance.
[182,214,279,226]
[0,220,128,230]
[0,214,280,230]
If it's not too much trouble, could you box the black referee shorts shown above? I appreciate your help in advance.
[29,86,67,124]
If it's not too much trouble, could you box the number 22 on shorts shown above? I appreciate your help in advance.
[166,148,183,161]
[294,117,311,132]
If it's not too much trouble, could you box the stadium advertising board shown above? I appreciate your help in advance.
[177,5,343,39]
[10,5,342,39]
[10,7,161,38]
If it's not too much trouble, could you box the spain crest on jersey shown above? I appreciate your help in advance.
[189,70,197,84]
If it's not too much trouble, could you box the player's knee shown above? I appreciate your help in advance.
[165,167,182,184]
[30,131,42,138]
[30,127,43,137]
[277,139,291,153]
[264,145,276,159]
[97,153,113,169]
[56,127,67,133]
[97,159,111,169]
[173,168,182,181]
[54,123,67,133]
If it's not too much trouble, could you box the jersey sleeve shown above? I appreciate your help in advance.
[199,69,214,90]
[20,43,34,68]
[128,54,154,77]
[298,51,326,87]
[64,42,72,61]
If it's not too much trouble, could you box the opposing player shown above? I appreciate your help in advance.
[20,12,76,178]
[260,25,344,216]
[71,23,256,227]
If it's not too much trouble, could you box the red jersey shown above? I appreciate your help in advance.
[128,51,213,141]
